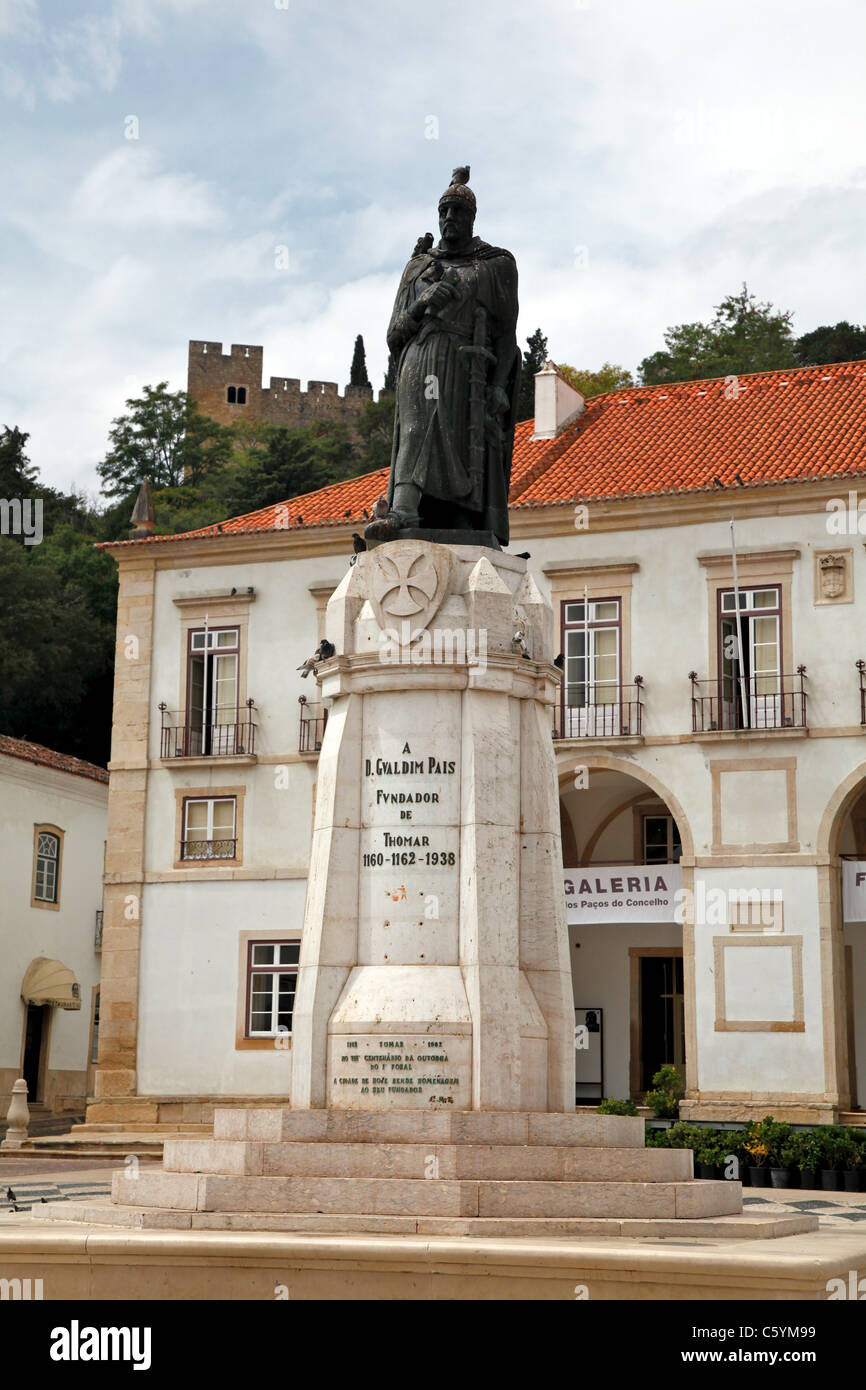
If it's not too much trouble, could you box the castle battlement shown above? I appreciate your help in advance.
[188,340,375,431]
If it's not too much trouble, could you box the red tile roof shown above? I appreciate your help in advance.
[0,735,109,786]
[516,361,866,507]
[106,360,866,547]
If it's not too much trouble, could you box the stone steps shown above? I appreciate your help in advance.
[163,1138,693,1182]
[30,1201,816,1241]
[109,1168,740,1219]
[212,1107,646,1147]
[31,1109,755,1234]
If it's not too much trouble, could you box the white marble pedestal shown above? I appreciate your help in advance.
[289,540,575,1115]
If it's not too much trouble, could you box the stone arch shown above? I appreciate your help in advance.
[555,752,695,862]
[817,761,866,860]
[558,801,579,866]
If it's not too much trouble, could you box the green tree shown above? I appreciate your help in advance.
[356,396,395,472]
[382,351,398,394]
[349,334,371,387]
[555,362,634,399]
[0,427,94,539]
[0,537,114,764]
[0,425,39,496]
[795,321,866,366]
[97,383,232,497]
[638,285,797,384]
[221,420,356,517]
[516,328,548,421]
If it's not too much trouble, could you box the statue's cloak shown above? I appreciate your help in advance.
[385,237,520,545]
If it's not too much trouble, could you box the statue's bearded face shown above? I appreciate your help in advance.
[438,199,475,249]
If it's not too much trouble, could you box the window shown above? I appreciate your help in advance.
[642,814,682,864]
[32,827,61,906]
[181,796,237,860]
[562,599,621,735]
[246,941,300,1036]
[186,627,239,754]
[237,386,247,404]
[719,586,781,729]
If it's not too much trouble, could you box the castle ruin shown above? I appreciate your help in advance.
[187,340,375,431]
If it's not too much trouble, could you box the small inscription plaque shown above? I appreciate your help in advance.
[327,1034,469,1109]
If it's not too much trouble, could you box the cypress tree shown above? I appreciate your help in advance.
[516,328,548,420]
[350,334,371,387]
[382,351,398,394]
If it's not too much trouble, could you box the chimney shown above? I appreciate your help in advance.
[532,361,585,440]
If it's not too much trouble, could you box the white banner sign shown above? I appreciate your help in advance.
[843,860,866,923]
[564,865,683,923]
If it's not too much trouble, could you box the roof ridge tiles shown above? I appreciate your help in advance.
[0,734,109,784]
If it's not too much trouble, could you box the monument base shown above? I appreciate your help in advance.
[32,1105,811,1238]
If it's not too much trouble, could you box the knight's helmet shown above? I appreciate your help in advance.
[438,166,476,214]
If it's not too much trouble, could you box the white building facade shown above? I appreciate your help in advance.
[0,737,107,1115]
[91,360,866,1127]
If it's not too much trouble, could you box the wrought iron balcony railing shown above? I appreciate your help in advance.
[553,679,644,739]
[298,696,328,752]
[180,838,237,861]
[159,700,256,758]
[689,668,807,732]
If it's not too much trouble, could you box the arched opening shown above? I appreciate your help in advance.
[558,758,691,1105]
[819,767,866,1111]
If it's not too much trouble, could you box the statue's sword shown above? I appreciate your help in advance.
[460,304,495,510]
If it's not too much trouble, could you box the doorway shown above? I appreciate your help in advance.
[631,951,685,1095]
[22,1004,48,1102]
[187,626,240,755]
[719,586,782,730]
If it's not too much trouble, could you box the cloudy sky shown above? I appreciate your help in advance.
[1,0,865,497]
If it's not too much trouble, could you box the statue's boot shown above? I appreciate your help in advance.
[364,509,412,544]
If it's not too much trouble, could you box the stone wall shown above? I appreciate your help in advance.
[187,341,374,432]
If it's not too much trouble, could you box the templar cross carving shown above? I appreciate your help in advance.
[372,550,439,618]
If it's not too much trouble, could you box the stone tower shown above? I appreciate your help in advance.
[187,340,375,431]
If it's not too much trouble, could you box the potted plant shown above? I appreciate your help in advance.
[838,1129,861,1193]
[644,1065,685,1120]
[716,1134,747,1184]
[695,1134,726,1180]
[851,1130,866,1192]
[597,1097,639,1116]
[743,1115,778,1187]
[766,1119,793,1189]
[817,1126,842,1190]
[779,1135,801,1187]
[662,1121,707,1150]
[795,1131,822,1189]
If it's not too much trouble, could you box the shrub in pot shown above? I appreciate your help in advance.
[743,1115,782,1187]
[765,1119,793,1188]
[796,1131,823,1189]
[776,1135,806,1191]
[662,1122,708,1151]
[816,1126,843,1190]
[695,1135,728,1180]
[644,1065,685,1120]
[838,1130,861,1192]
[597,1097,639,1117]
[851,1130,866,1191]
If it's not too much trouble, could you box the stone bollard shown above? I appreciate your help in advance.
[1,1079,30,1148]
